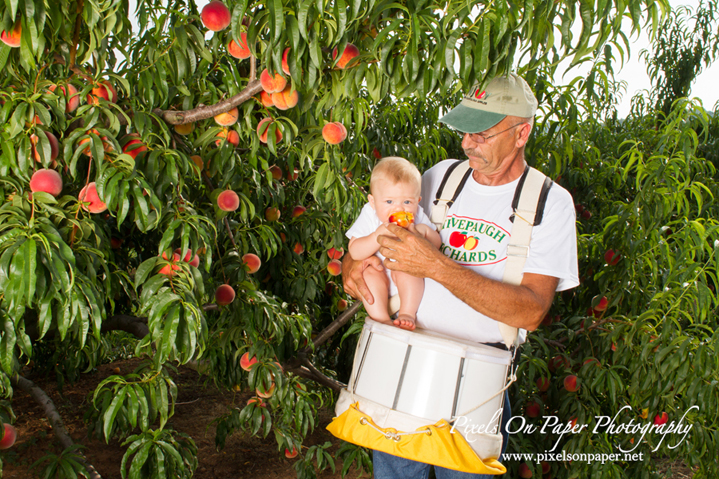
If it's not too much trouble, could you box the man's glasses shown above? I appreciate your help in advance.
[466,123,526,143]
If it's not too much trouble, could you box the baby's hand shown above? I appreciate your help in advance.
[374,223,395,239]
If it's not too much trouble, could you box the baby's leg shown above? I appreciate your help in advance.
[391,271,424,331]
[360,265,392,323]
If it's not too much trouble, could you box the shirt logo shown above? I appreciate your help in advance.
[440,215,508,265]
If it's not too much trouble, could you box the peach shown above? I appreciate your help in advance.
[271,85,299,110]
[260,69,287,94]
[215,128,240,147]
[327,247,344,259]
[525,400,541,418]
[286,168,299,181]
[215,284,236,305]
[78,182,107,213]
[201,1,231,31]
[285,447,298,459]
[518,462,532,478]
[654,412,668,426]
[337,299,348,311]
[247,397,265,406]
[110,237,123,249]
[257,118,282,144]
[322,122,347,144]
[291,205,306,217]
[265,207,280,222]
[293,243,304,254]
[604,249,621,265]
[327,259,342,276]
[240,352,258,370]
[242,253,261,273]
[260,91,274,107]
[174,248,200,267]
[159,252,182,276]
[372,147,381,159]
[332,43,359,69]
[30,169,63,197]
[0,424,17,450]
[191,155,204,170]
[0,21,21,48]
[49,84,80,113]
[228,32,251,59]
[563,375,579,392]
[87,81,117,104]
[281,48,291,75]
[123,139,147,159]
[536,377,550,392]
[174,123,194,135]
[30,131,60,163]
[214,107,239,126]
[256,382,276,398]
[593,295,608,312]
[217,190,240,211]
[269,165,283,180]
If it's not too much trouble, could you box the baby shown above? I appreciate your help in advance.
[346,157,442,330]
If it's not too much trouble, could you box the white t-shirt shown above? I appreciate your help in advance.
[346,203,435,296]
[416,160,579,344]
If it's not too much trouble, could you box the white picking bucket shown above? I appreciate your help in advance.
[334,318,511,461]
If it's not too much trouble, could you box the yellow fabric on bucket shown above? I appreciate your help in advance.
[326,402,506,475]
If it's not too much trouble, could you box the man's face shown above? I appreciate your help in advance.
[368,178,421,223]
[461,118,526,176]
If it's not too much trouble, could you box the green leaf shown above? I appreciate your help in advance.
[103,385,128,442]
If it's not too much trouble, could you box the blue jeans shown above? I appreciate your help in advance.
[372,391,511,479]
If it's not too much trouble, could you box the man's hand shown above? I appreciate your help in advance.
[377,223,450,279]
[341,254,384,305]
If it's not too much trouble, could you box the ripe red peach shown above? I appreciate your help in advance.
[265,207,280,222]
[201,1,231,31]
[214,107,239,126]
[563,375,579,392]
[286,168,299,181]
[536,377,550,392]
[122,139,147,159]
[0,424,17,449]
[260,69,287,94]
[228,32,251,59]
[215,284,236,305]
[215,128,240,147]
[241,352,258,370]
[293,243,304,254]
[87,81,118,104]
[30,131,60,163]
[327,259,342,276]
[604,249,621,265]
[159,252,182,276]
[174,248,200,267]
[518,462,533,478]
[30,169,63,197]
[269,165,283,180]
[291,205,306,217]
[332,43,359,69]
[256,382,276,398]
[285,447,298,459]
[327,247,344,260]
[525,400,541,418]
[246,397,265,406]
[271,85,299,110]
[337,299,348,311]
[242,253,261,273]
[654,412,668,426]
[322,122,347,144]
[281,48,291,75]
[257,118,282,144]
[78,182,107,213]
[49,84,80,113]
[260,91,275,107]
[0,21,21,48]
[593,295,609,312]
[217,190,240,211]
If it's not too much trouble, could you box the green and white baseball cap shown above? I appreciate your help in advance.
[439,73,538,134]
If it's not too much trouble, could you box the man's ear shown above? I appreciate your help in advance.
[368,194,376,210]
[516,123,532,148]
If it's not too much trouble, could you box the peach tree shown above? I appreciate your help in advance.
[0,0,676,477]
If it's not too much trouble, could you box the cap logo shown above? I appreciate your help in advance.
[474,89,489,100]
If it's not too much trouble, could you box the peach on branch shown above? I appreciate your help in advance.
[271,85,299,111]
[87,81,117,105]
[217,190,240,212]
[518,463,532,479]
[242,253,261,273]
[191,155,204,171]
[260,91,275,108]
[215,128,240,147]
[653,412,668,426]
[322,122,347,144]
[285,447,298,459]
[78,182,107,213]
[228,32,251,59]
[0,424,17,450]
[293,243,304,254]
[525,400,541,418]
[240,352,258,370]
[201,1,231,31]
[30,131,60,164]
[327,247,344,260]
[110,237,123,249]
[592,295,608,312]
[563,375,579,392]
[536,377,550,392]
[0,21,21,48]
[604,249,621,265]
[214,107,239,126]
[265,207,280,222]
[174,123,194,135]
[372,147,382,159]
[49,83,80,113]
[257,117,282,144]
[327,259,342,276]
[337,299,348,311]
[122,139,148,159]
[215,284,236,306]
[256,382,276,398]
[269,165,283,180]
[174,248,200,267]
[159,252,182,276]
[260,69,287,94]
[291,205,306,218]
[286,168,299,181]
[246,397,265,406]
[281,48,291,75]
[332,43,359,69]
[30,169,63,197]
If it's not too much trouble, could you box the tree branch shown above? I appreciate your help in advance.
[152,80,263,125]
[101,314,149,339]
[307,301,362,351]
[11,374,102,479]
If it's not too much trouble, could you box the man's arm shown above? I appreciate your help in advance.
[378,223,557,331]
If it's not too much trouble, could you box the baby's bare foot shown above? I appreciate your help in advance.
[394,314,416,331]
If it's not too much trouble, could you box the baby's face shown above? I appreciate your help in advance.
[368,178,421,223]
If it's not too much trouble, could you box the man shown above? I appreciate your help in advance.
[342,73,579,478]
